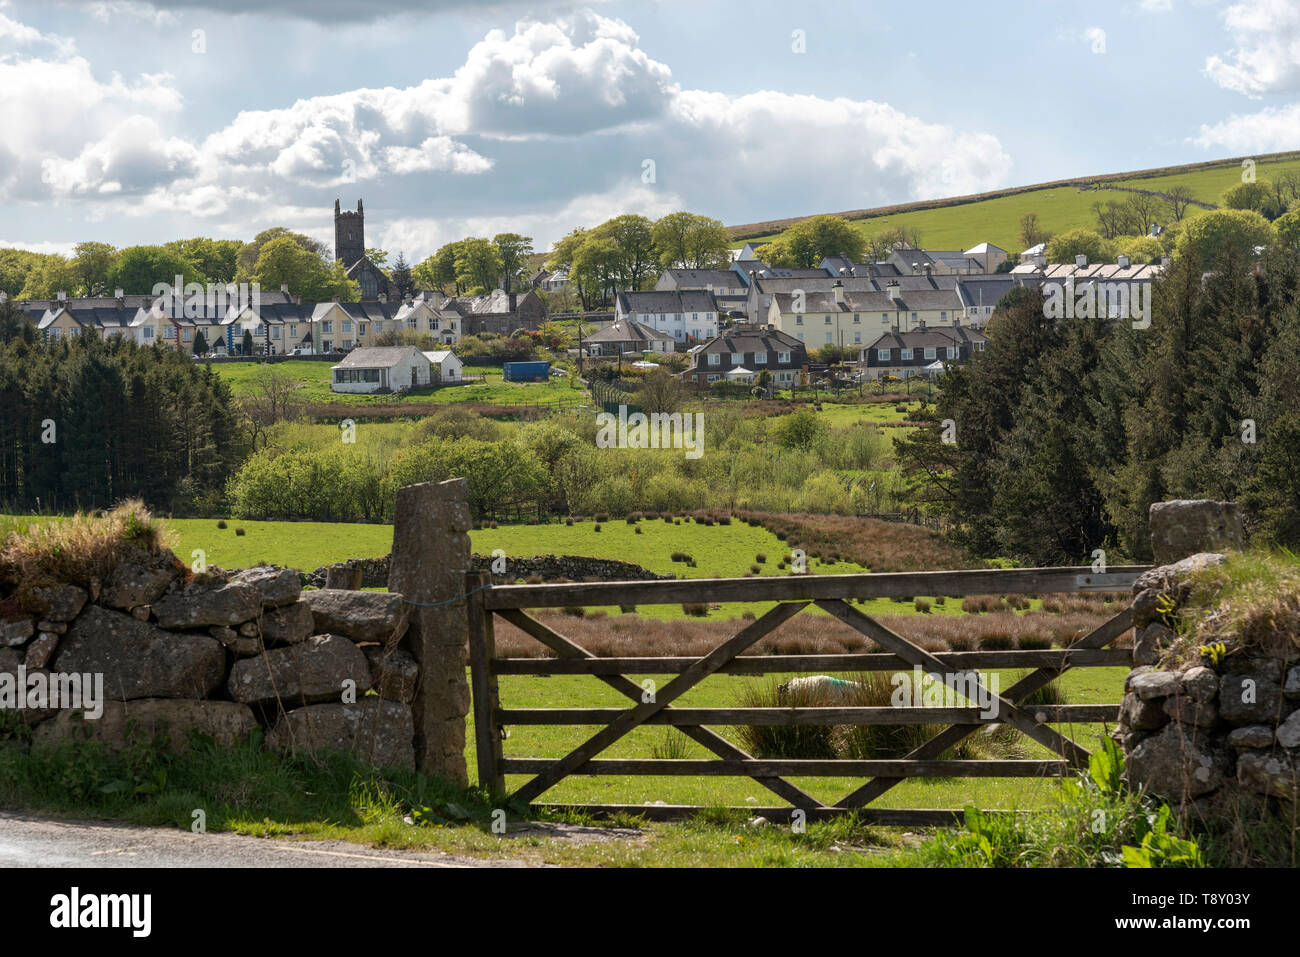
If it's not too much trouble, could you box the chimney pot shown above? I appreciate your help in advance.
[1117,255,1130,268]
[280,282,289,294]
[1075,254,1088,268]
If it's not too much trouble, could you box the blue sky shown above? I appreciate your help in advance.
[1,0,1296,260]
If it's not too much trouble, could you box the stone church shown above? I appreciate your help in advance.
[334,199,396,301]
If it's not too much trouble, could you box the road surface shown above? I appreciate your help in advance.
[0,811,544,867]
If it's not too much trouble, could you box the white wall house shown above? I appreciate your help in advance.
[422,350,463,383]
[331,346,431,394]
[614,290,719,344]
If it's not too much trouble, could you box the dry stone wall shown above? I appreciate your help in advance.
[1,553,420,771]
[309,553,672,589]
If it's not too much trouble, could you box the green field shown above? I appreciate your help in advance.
[736,153,1300,254]
[211,359,583,408]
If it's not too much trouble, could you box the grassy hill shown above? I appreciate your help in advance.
[728,150,1300,255]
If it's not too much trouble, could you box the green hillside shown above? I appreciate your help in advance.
[732,151,1300,255]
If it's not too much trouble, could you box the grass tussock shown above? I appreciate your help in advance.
[1179,549,1300,660]
[0,500,177,590]
[732,671,1069,762]
[735,511,971,573]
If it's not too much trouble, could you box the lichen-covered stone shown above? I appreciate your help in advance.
[260,601,314,646]
[266,699,415,771]
[1148,501,1242,565]
[227,633,370,708]
[54,605,224,700]
[1218,673,1283,725]
[230,566,301,608]
[1121,692,1169,732]
[1127,723,1228,800]
[1131,670,1180,701]
[300,589,409,644]
[153,581,261,630]
[33,699,257,755]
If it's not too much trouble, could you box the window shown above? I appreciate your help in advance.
[183,328,192,341]
[358,325,365,336]
[853,313,860,323]
[706,374,719,383]
[877,348,890,361]
[825,315,831,324]
[825,332,832,344]
[924,347,937,360]
[940,312,947,321]
[901,348,912,360]
[911,313,918,323]
[142,326,154,340]
[164,325,175,339]
[854,332,861,344]
[290,324,299,337]
[322,321,333,334]
[342,320,353,333]
[707,353,721,366]
[975,341,985,352]
[431,318,439,330]
[796,315,803,325]
[754,352,767,364]
[272,326,282,339]
[343,340,353,350]
[731,353,743,365]
[797,332,804,342]
[777,351,790,363]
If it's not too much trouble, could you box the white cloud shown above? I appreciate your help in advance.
[3,8,1013,261]
[54,0,612,24]
[1193,102,1300,152]
[1205,0,1300,97]
[85,1,177,25]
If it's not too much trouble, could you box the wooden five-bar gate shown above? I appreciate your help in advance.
[466,565,1147,824]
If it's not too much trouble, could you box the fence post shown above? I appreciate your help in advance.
[465,569,505,797]
[388,477,473,785]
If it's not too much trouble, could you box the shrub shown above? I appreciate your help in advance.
[235,528,246,537]
[670,551,692,563]
[682,602,708,617]
[565,516,574,526]
[914,598,932,613]
[593,524,602,532]
[561,606,585,617]
[755,553,767,564]
[634,526,642,534]
[979,634,1014,651]
[750,564,762,574]
[216,520,227,530]
[594,513,609,523]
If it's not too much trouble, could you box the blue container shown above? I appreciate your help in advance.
[503,360,551,382]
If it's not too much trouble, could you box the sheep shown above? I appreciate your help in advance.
[776,675,863,700]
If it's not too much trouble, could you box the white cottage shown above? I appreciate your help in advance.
[422,350,463,383]
[331,346,431,394]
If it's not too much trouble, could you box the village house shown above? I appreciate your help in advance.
[614,289,719,344]
[443,289,547,336]
[422,349,463,383]
[682,324,806,388]
[860,325,987,380]
[330,346,431,393]
[582,317,674,357]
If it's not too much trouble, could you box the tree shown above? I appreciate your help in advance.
[763,215,865,268]
[106,246,203,295]
[364,248,389,268]
[237,228,329,278]
[72,242,117,296]
[493,233,534,292]
[651,212,731,270]
[634,367,688,414]
[1018,212,1049,250]
[570,235,621,307]
[1164,185,1197,222]
[1275,209,1300,249]
[864,224,922,262]
[0,248,44,298]
[390,252,414,299]
[454,238,504,294]
[242,329,255,356]
[192,328,209,355]
[165,238,242,283]
[1221,181,1275,218]
[1045,228,1116,265]
[252,236,358,301]
[414,242,461,294]
[1174,209,1274,271]
[16,253,80,298]
[1113,235,1166,264]
[594,214,657,290]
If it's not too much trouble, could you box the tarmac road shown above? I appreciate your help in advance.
[0,811,543,868]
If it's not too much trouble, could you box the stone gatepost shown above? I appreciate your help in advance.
[1148,499,1244,565]
[388,478,473,785]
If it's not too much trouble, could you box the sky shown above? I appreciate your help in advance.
[0,0,1297,261]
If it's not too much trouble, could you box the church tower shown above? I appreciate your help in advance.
[334,198,365,268]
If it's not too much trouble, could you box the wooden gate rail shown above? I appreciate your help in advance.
[466,565,1147,824]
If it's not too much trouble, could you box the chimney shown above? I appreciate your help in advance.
[832,280,844,305]
[57,290,66,303]
[1117,255,1130,269]
[1160,256,1171,269]
[0,291,7,304]
[280,282,289,295]
[294,295,301,305]
[114,287,124,300]
[331,294,339,302]
[508,292,517,312]
[886,282,901,301]
[911,262,921,275]
[1075,254,1088,268]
